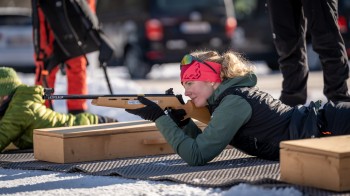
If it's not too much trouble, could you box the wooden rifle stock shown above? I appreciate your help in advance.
[43,88,211,124]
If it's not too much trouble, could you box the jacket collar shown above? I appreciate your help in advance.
[207,73,257,105]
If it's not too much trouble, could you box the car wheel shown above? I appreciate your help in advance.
[124,47,152,79]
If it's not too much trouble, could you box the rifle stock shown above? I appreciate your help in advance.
[91,96,210,124]
[43,88,211,124]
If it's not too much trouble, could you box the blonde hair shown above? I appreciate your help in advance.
[190,50,255,80]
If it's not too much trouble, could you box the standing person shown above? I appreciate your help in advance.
[0,67,116,153]
[125,50,350,166]
[32,0,96,114]
[266,0,350,107]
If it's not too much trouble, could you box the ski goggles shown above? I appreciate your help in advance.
[180,54,218,74]
[180,54,222,83]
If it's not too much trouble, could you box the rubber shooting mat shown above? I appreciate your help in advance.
[1,148,349,195]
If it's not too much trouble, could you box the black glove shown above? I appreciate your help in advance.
[97,115,118,123]
[166,108,190,128]
[125,96,165,122]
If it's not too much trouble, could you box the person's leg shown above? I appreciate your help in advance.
[34,7,56,109]
[267,0,309,106]
[65,56,88,114]
[303,0,350,102]
[322,101,350,135]
[63,0,95,114]
[34,64,59,109]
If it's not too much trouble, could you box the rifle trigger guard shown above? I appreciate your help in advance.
[164,107,172,116]
[175,94,185,104]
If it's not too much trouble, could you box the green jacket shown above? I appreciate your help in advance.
[0,85,100,152]
[155,73,257,166]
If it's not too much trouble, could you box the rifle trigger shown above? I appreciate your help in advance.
[175,94,185,104]
[164,108,171,115]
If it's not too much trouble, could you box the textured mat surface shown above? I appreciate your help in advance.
[0,148,349,195]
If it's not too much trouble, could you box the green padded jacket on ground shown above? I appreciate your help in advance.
[0,84,100,152]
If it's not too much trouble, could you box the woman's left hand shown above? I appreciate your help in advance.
[125,96,164,122]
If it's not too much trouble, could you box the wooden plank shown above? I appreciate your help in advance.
[280,149,343,191]
[34,121,154,138]
[60,131,173,163]
[33,120,206,163]
[34,134,65,163]
[280,135,350,191]
[280,135,350,158]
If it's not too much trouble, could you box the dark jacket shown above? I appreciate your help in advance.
[210,86,293,160]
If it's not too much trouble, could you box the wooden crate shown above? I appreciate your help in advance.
[280,135,350,192]
[34,120,206,163]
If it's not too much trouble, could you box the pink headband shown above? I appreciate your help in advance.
[181,61,222,83]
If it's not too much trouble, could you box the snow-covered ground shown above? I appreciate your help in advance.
[0,168,302,196]
[0,56,314,195]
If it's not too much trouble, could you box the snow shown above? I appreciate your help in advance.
[0,169,302,196]
[0,55,304,195]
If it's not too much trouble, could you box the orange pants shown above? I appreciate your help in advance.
[35,57,88,112]
[34,0,95,112]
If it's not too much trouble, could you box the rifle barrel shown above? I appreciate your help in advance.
[43,95,101,99]
[43,94,176,100]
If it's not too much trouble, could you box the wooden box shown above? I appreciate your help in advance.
[34,120,205,163]
[280,135,350,192]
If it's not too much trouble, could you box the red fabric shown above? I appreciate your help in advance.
[86,0,96,13]
[181,61,222,83]
[65,57,88,110]
[34,0,96,111]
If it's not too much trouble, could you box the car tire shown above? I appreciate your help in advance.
[124,47,152,79]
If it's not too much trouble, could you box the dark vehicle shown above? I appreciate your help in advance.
[231,0,350,71]
[96,0,236,79]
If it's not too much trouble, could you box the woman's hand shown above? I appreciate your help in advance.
[165,108,190,128]
[125,96,164,122]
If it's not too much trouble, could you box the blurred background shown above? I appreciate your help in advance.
[0,0,349,117]
[0,0,349,79]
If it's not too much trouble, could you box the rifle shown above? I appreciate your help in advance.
[43,88,211,124]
